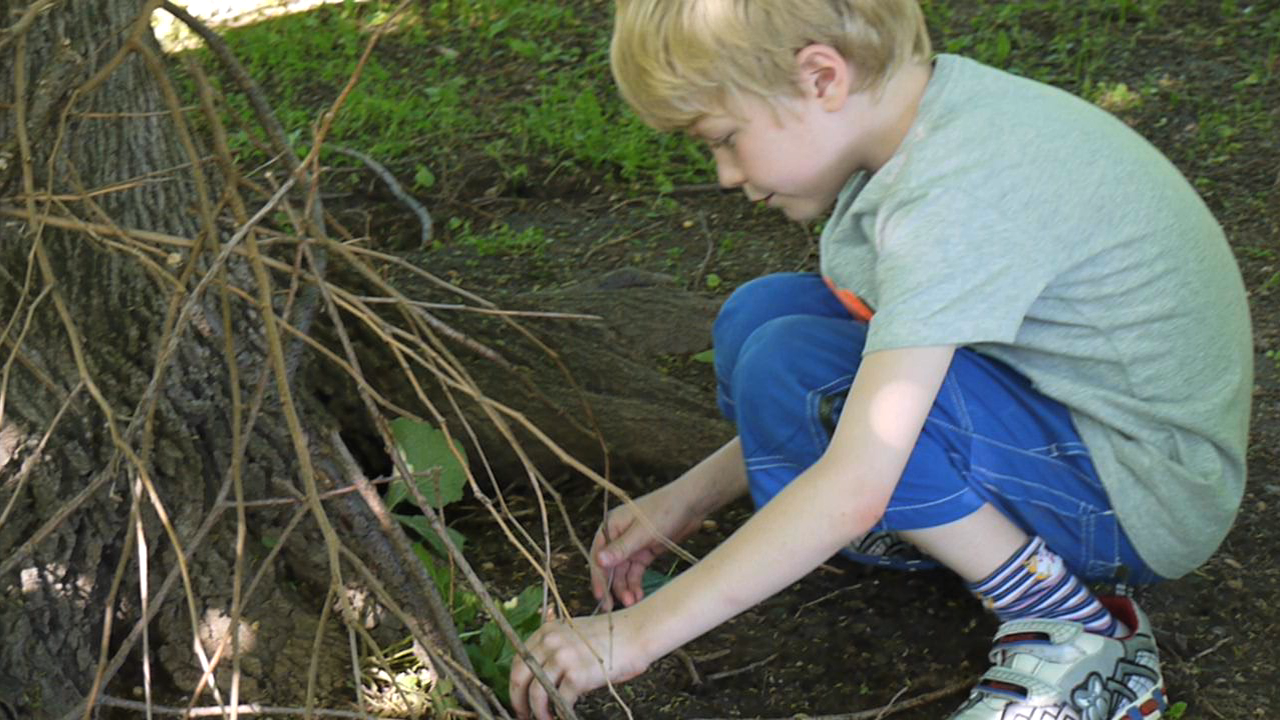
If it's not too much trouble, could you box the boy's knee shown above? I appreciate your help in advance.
[732,316,813,391]
[713,273,818,352]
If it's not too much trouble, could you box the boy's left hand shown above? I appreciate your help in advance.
[509,610,651,720]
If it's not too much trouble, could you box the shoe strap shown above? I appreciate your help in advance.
[991,616,1085,650]
[974,665,1069,705]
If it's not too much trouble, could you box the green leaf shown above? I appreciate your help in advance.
[501,585,544,635]
[413,164,436,190]
[641,569,672,595]
[704,273,722,290]
[691,349,715,364]
[387,418,468,509]
[394,514,467,557]
[1166,701,1188,719]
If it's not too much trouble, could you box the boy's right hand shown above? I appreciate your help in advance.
[590,484,705,609]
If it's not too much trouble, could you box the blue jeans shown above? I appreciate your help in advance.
[714,273,1159,584]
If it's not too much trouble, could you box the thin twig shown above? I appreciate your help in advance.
[0,0,57,55]
[1190,636,1231,662]
[95,696,385,719]
[328,145,433,249]
[673,649,703,687]
[690,677,976,720]
[703,652,778,682]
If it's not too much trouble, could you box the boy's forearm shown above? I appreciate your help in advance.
[670,436,749,517]
[628,453,888,660]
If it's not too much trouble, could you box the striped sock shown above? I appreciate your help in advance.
[968,536,1126,638]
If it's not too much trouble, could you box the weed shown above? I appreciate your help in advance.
[386,417,547,707]
[451,220,551,257]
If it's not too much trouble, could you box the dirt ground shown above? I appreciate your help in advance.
[326,3,1280,718]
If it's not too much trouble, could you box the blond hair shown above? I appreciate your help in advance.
[610,0,932,131]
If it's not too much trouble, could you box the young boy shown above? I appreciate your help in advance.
[509,1,1253,718]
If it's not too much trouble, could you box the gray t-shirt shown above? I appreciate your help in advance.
[820,54,1252,579]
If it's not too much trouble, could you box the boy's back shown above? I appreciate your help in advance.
[820,55,1253,579]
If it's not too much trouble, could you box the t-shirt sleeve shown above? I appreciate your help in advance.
[865,189,1065,352]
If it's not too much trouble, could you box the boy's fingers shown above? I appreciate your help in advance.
[509,655,532,718]
[624,560,648,604]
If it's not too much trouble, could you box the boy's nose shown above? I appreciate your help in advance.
[714,152,745,188]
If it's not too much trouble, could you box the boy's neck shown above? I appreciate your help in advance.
[853,60,934,174]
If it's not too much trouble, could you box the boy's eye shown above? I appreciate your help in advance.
[711,133,735,149]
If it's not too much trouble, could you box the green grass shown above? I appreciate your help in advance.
[184,0,710,197]
[180,0,1276,265]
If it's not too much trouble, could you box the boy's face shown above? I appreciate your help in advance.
[691,91,862,223]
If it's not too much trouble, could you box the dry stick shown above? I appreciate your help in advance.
[10,32,212,720]
[159,2,293,177]
[133,478,155,720]
[95,697,386,719]
[325,438,505,720]
[88,485,144,720]
[327,144,433,248]
[216,477,394,508]
[46,184,293,720]
[345,624,373,720]
[236,224,354,720]
[161,2,329,384]
[0,0,59,54]
[12,157,218,203]
[687,210,717,291]
[306,244,495,716]
[0,378,79,531]
[43,0,165,196]
[0,281,53,494]
[354,296,602,321]
[702,652,778,682]
[132,39,239,716]
[203,90,253,716]
[691,677,976,720]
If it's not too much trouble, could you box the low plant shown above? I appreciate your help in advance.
[384,417,545,706]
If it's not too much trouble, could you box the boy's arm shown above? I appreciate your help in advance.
[592,436,749,607]
[510,344,955,720]
[628,344,956,658]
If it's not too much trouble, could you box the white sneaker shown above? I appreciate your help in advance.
[948,596,1169,720]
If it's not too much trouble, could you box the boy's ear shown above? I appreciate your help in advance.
[795,44,853,111]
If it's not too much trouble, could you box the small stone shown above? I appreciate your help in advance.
[701,520,718,531]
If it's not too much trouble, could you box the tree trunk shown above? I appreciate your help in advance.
[0,1,495,716]
[0,1,363,716]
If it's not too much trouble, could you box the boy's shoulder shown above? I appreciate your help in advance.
[921,55,1121,148]
[857,53,1191,230]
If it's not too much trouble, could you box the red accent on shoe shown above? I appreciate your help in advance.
[995,631,1053,645]
[979,680,1028,698]
[1098,596,1140,639]
[1139,699,1161,715]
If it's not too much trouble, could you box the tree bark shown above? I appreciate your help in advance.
[0,1,364,716]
